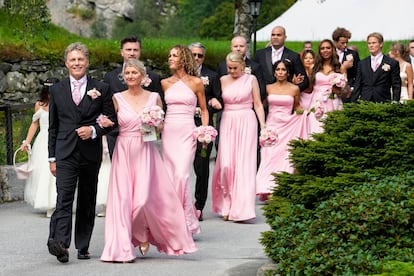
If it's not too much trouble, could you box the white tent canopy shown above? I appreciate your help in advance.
[256,0,413,42]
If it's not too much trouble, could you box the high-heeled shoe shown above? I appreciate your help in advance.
[139,242,150,256]
[223,215,229,221]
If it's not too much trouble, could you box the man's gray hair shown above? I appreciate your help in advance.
[188,42,206,54]
[64,42,89,61]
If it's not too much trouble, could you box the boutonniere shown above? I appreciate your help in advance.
[346,54,353,61]
[382,63,391,71]
[87,88,101,99]
[244,66,252,74]
[141,74,152,87]
[200,76,209,86]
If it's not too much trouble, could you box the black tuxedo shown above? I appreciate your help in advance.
[193,65,220,212]
[48,76,116,251]
[339,48,360,103]
[253,46,309,92]
[351,55,401,103]
[103,65,162,157]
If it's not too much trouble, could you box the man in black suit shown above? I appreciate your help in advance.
[189,42,221,221]
[47,42,117,263]
[332,27,360,102]
[253,26,308,91]
[351,32,401,103]
[104,35,162,157]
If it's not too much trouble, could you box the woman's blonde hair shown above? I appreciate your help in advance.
[226,51,245,64]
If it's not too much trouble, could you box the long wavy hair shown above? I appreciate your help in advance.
[171,45,198,77]
[311,39,341,83]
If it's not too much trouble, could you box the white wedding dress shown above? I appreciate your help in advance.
[24,108,56,210]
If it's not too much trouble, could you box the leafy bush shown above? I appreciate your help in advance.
[261,172,414,275]
[274,101,414,209]
[372,261,414,276]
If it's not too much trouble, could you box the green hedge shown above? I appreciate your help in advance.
[261,101,414,274]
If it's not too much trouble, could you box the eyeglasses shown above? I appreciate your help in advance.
[193,53,204,58]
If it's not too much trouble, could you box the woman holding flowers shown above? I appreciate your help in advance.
[211,51,265,222]
[256,60,309,201]
[101,58,197,263]
[308,39,347,134]
[161,45,208,235]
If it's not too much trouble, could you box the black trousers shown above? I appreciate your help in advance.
[49,150,100,251]
[193,140,213,211]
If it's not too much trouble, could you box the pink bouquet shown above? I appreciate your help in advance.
[328,73,347,99]
[193,125,218,157]
[141,105,165,128]
[140,105,165,141]
[310,100,325,121]
[259,127,278,147]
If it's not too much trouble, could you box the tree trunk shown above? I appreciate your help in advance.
[234,0,253,55]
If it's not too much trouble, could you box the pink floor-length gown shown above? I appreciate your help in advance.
[211,73,257,221]
[101,92,197,262]
[256,94,309,195]
[308,72,343,134]
[161,80,201,235]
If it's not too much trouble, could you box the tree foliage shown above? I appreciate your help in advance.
[111,0,295,39]
[3,0,51,50]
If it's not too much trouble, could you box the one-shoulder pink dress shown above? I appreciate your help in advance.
[101,92,197,262]
[212,73,258,221]
[162,80,201,235]
[256,94,309,196]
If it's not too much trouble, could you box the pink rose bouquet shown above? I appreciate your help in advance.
[259,127,278,147]
[310,100,325,121]
[328,73,347,99]
[140,105,165,141]
[193,125,218,157]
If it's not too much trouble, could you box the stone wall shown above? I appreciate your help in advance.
[0,60,113,105]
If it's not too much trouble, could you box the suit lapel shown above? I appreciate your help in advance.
[265,47,273,75]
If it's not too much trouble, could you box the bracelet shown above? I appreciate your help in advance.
[22,140,27,144]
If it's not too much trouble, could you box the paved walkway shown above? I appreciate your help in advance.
[0,161,271,276]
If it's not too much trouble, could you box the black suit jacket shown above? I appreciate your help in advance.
[195,65,220,126]
[340,48,360,88]
[48,77,117,162]
[352,55,401,102]
[253,46,308,92]
[217,57,266,101]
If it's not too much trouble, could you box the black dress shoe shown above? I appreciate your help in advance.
[77,249,90,260]
[47,239,69,263]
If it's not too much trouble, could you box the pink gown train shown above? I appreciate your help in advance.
[212,73,257,221]
[161,80,201,235]
[256,94,309,195]
[101,92,197,262]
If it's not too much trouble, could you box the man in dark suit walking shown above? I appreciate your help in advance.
[104,35,162,157]
[351,32,401,103]
[253,26,308,91]
[332,27,360,102]
[189,42,221,221]
[47,42,117,263]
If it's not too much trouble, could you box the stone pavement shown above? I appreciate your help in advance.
[0,160,273,276]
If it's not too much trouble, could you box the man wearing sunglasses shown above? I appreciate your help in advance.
[189,42,221,221]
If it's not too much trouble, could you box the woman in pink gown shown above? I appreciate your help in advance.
[256,60,309,200]
[212,52,266,222]
[161,45,209,235]
[101,59,197,263]
[308,39,347,134]
[299,49,315,110]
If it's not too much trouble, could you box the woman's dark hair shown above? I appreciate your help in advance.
[301,49,315,63]
[39,77,59,106]
[272,59,293,82]
[311,39,341,83]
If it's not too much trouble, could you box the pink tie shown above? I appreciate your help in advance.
[72,80,82,105]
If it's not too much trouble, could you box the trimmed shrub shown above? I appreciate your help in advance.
[261,172,414,275]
